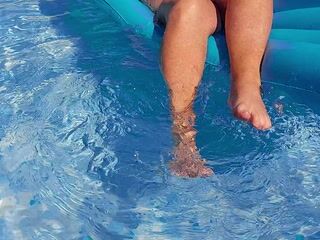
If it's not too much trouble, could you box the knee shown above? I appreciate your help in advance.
[168,0,218,33]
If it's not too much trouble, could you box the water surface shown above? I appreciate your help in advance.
[0,1,320,239]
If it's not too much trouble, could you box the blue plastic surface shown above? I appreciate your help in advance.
[101,0,320,91]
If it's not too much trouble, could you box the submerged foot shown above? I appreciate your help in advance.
[170,142,213,178]
[228,78,271,130]
[170,107,213,178]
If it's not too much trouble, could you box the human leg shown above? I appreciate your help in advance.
[225,0,273,130]
[154,0,221,177]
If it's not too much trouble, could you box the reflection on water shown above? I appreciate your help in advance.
[0,0,320,239]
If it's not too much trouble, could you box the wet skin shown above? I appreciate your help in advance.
[147,0,273,177]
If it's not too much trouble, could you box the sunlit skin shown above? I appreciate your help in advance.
[147,0,273,177]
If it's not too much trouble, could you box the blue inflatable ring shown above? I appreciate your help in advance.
[100,0,320,92]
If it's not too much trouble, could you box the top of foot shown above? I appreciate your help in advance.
[229,81,272,130]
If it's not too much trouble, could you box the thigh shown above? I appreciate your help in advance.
[144,0,164,11]
[210,0,227,31]
[151,0,181,25]
[147,0,227,13]
[213,0,227,11]
[149,0,225,33]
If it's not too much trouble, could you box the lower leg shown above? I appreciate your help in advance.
[226,0,273,130]
[160,0,218,113]
[157,0,219,177]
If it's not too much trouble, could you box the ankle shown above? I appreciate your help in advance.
[231,72,261,90]
[231,69,261,83]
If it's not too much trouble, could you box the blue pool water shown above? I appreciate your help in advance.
[1,1,320,239]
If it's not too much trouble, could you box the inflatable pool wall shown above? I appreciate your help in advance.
[101,0,320,92]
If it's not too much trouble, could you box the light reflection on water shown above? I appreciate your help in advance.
[0,0,320,239]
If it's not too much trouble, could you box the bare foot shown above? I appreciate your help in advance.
[170,107,213,178]
[170,142,213,178]
[228,78,272,130]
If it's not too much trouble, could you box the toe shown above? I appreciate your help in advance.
[238,110,251,122]
[251,112,272,130]
[262,115,272,130]
[233,103,251,122]
[199,167,213,177]
[259,108,272,130]
[251,114,264,130]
